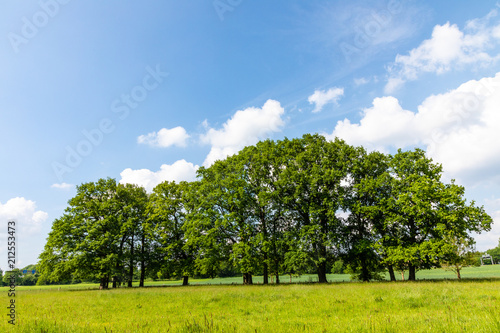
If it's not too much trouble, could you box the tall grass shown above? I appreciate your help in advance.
[2,278,500,332]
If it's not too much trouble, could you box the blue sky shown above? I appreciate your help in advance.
[1,0,500,269]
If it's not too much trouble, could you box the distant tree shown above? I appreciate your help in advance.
[3,269,22,286]
[440,235,477,279]
[486,238,500,264]
[22,264,37,272]
[21,274,38,286]
[331,259,345,274]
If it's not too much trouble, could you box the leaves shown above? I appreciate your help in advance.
[37,137,493,285]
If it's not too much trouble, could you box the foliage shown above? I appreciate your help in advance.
[487,238,500,263]
[331,259,345,274]
[147,181,197,285]
[37,135,493,287]
[378,149,492,280]
[37,179,151,288]
[2,269,22,286]
[440,236,478,279]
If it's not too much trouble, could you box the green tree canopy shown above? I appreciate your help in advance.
[380,149,492,280]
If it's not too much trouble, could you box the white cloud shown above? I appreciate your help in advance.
[385,10,500,93]
[0,198,48,235]
[119,159,199,192]
[308,87,344,113]
[329,73,500,250]
[473,209,500,251]
[329,72,500,186]
[421,73,500,183]
[328,96,419,152]
[138,126,190,148]
[201,99,285,166]
[51,182,73,190]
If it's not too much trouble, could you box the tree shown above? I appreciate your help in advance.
[440,235,477,279]
[342,148,388,281]
[381,149,492,281]
[21,274,38,286]
[38,178,151,289]
[187,157,260,284]
[37,213,81,285]
[147,181,196,286]
[237,140,291,284]
[278,134,354,283]
[486,238,500,264]
[3,269,22,286]
[116,183,149,287]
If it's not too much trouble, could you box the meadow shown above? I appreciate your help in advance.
[2,266,500,332]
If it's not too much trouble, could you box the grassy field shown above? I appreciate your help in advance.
[5,265,498,292]
[2,266,500,332]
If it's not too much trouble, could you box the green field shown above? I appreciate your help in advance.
[2,266,500,332]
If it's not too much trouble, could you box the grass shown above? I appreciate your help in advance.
[2,279,500,332]
[2,264,500,292]
[1,266,499,332]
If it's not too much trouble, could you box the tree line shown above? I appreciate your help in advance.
[1,265,39,286]
[37,134,493,288]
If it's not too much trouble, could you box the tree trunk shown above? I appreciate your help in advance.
[139,233,146,287]
[317,261,327,283]
[182,276,189,286]
[275,274,280,284]
[139,266,145,287]
[360,256,369,282]
[388,265,396,281]
[261,209,269,285]
[408,264,416,281]
[317,217,328,284]
[100,275,109,289]
[112,277,117,289]
[100,277,106,289]
[456,267,461,279]
[243,273,253,285]
[128,234,134,287]
[263,259,269,285]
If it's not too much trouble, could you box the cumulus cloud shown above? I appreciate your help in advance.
[201,99,285,166]
[308,87,344,113]
[329,72,500,186]
[0,198,48,235]
[329,96,418,151]
[51,182,73,190]
[138,126,190,148]
[473,209,500,251]
[473,198,500,251]
[119,159,199,192]
[385,10,500,93]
